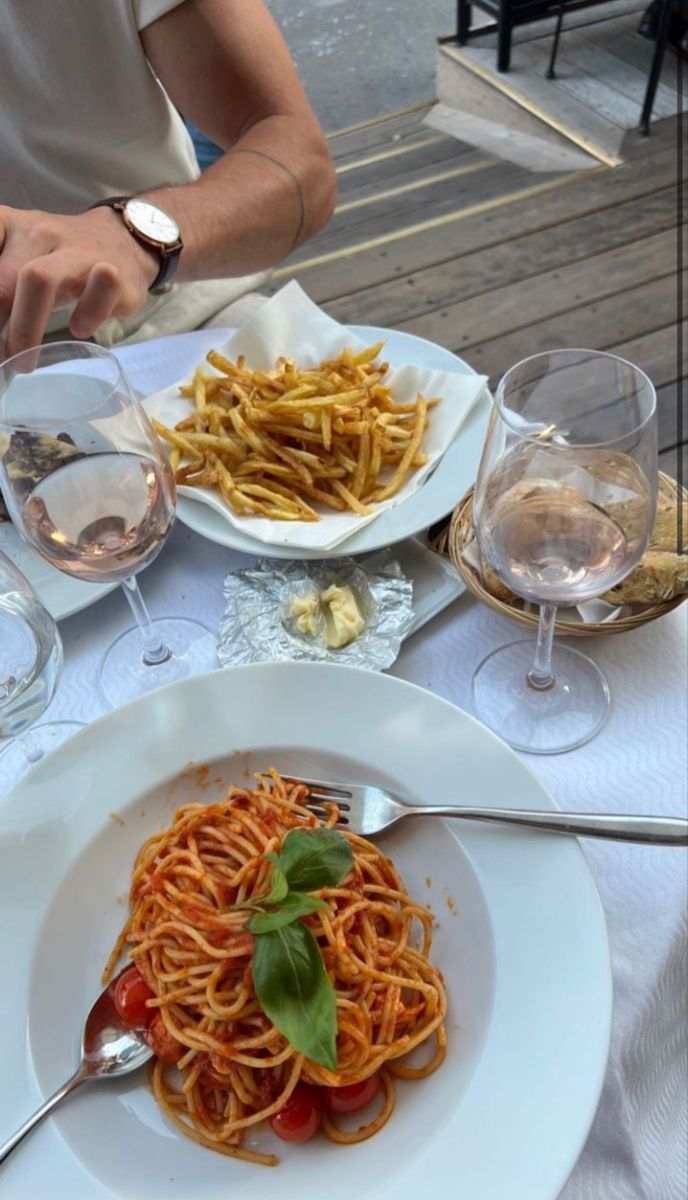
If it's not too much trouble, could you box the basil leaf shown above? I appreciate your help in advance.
[247,892,328,934]
[276,829,353,892]
[229,854,288,911]
[252,923,337,1069]
[261,854,289,905]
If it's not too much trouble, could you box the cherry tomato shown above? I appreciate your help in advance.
[270,1084,322,1143]
[325,1072,381,1114]
[113,966,154,1029]
[146,1013,182,1064]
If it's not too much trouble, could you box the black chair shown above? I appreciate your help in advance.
[545,0,566,77]
[456,0,532,72]
[639,0,687,133]
[455,0,609,73]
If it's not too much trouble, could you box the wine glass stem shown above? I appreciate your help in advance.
[120,577,171,667]
[528,603,558,690]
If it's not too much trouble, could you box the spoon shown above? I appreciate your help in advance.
[0,967,152,1165]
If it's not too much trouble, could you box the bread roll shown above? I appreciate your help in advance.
[603,551,688,604]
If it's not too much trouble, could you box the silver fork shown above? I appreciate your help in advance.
[289,777,688,845]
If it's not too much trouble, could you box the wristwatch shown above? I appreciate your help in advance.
[89,196,183,291]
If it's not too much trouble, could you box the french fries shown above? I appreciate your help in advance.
[152,343,436,522]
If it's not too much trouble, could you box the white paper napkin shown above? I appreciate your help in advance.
[144,282,488,551]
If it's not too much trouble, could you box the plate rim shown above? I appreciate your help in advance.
[168,324,490,559]
[0,663,612,1200]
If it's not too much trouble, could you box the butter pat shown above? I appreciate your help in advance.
[288,591,321,636]
[321,584,365,648]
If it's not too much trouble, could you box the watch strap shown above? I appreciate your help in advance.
[88,196,182,292]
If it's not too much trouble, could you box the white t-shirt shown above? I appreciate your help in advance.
[0,0,199,213]
[0,1,267,341]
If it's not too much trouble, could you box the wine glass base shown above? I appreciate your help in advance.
[472,640,610,755]
[0,721,84,797]
[97,617,217,710]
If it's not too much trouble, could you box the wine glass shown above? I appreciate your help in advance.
[0,550,82,795]
[0,342,217,710]
[472,349,657,754]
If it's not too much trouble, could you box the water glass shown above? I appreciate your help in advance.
[0,551,81,794]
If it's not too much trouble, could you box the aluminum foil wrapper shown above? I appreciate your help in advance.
[218,555,414,671]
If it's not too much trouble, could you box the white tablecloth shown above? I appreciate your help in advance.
[6,333,688,1199]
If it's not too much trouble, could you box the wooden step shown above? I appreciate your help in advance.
[282,158,553,268]
[324,185,680,328]
[437,41,624,165]
[334,131,477,196]
[326,102,435,160]
[445,275,678,381]
[288,122,676,302]
[395,227,678,351]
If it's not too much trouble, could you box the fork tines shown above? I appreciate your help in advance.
[305,804,349,827]
[286,776,352,823]
[287,777,351,808]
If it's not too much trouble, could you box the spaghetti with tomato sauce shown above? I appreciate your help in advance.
[103,769,447,1165]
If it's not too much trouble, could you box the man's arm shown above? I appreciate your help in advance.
[0,0,336,356]
[140,0,337,277]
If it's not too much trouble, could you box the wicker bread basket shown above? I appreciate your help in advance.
[442,472,687,637]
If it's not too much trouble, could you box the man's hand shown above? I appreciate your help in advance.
[0,205,159,357]
[0,1,336,358]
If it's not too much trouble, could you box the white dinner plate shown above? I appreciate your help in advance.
[173,325,492,559]
[0,664,611,1200]
[0,521,116,623]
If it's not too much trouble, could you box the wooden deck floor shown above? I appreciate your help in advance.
[271,104,685,477]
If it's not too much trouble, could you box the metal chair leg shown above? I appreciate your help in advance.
[457,0,472,44]
[497,20,512,71]
[546,0,567,79]
[639,0,674,133]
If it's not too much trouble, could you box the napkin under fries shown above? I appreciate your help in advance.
[144,282,489,551]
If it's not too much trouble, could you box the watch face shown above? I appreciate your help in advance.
[124,199,180,246]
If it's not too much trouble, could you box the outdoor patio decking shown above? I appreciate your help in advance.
[270,102,684,477]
